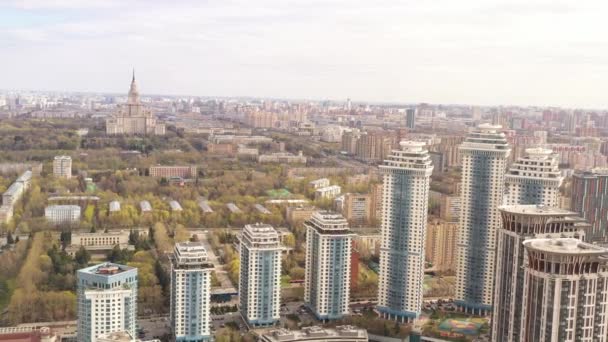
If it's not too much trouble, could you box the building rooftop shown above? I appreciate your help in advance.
[78,262,134,276]
[173,242,213,268]
[524,238,608,256]
[262,326,367,342]
[499,205,576,216]
[305,211,351,234]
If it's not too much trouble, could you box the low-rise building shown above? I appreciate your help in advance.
[207,143,235,156]
[258,151,306,164]
[139,201,152,213]
[286,206,317,225]
[66,230,131,256]
[169,201,183,212]
[149,166,198,179]
[260,326,368,342]
[45,205,80,224]
[109,201,121,213]
[309,178,330,189]
[314,185,342,200]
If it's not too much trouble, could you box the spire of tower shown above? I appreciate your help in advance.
[127,69,140,104]
[132,68,135,83]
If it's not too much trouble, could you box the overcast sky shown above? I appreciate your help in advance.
[1,0,607,108]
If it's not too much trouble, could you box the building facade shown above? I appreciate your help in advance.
[425,220,457,273]
[504,148,563,207]
[45,205,81,224]
[377,141,433,322]
[521,238,608,341]
[149,166,197,179]
[304,212,353,320]
[170,242,213,342]
[342,193,372,225]
[491,206,588,342]
[239,224,282,327]
[77,263,138,342]
[455,124,510,315]
[571,168,608,242]
[53,156,72,179]
[106,73,165,136]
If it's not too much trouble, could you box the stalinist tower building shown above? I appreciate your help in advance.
[106,72,165,135]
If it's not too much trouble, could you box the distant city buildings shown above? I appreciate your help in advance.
[504,148,563,207]
[304,212,353,321]
[377,141,433,322]
[77,263,138,342]
[455,124,510,315]
[571,168,608,242]
[238,224,283,327]
[491,206,588,342]
[53,156,72,179]
[45,205,81,224]
[520,238,608,341]
[171,242,213,342]
[106,73,165,136]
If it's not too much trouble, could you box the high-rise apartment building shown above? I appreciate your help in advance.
[521,238,608,341]
[405,108,415,129]
[239,224,283,327]
[171,242,213,342]
[455,124,510,315]
[106,72,165,136]
[504,148,563,207]
[425,220,457,273]
[53,155,72,179]
[491,205,588,342]
[77,263,138,342]
[342,193,371,225]
[377,141,433,322]
[571,168,608,242]
[304,211,354,321]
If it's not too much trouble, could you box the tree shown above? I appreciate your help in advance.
[75,246,91,266]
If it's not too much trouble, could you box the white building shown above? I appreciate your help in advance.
[77,263,138,342]
[504,147,563,207]
[304,212,353,321]
[67,230,131,256]
[455,124,510,315]
[239,224,283,327]
[309,178,330,189]
[376,141,433,322]
[521,238,608,341]
[314,185,342,200]
[261,326,368,342]
[171,242,213,342]
[109,201,121,213]
[45,205,81,224]
[53,155,72,179]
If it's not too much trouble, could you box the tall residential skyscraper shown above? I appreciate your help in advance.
[491,205,588,342]
[571,168,608,242]
[77,263,138,342]
[521,238,608,341]
[376,141,433,322]
[304,211,354,321]
[455,124,510,315]
[239,224,283,327]
[405,108,415,129]
[53,155,72,179]
[504,147,563,206]
[171,242,213,342]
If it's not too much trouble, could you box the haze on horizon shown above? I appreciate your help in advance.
[1,0,607,109]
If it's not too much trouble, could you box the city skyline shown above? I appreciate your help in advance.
[2,0,608,108]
